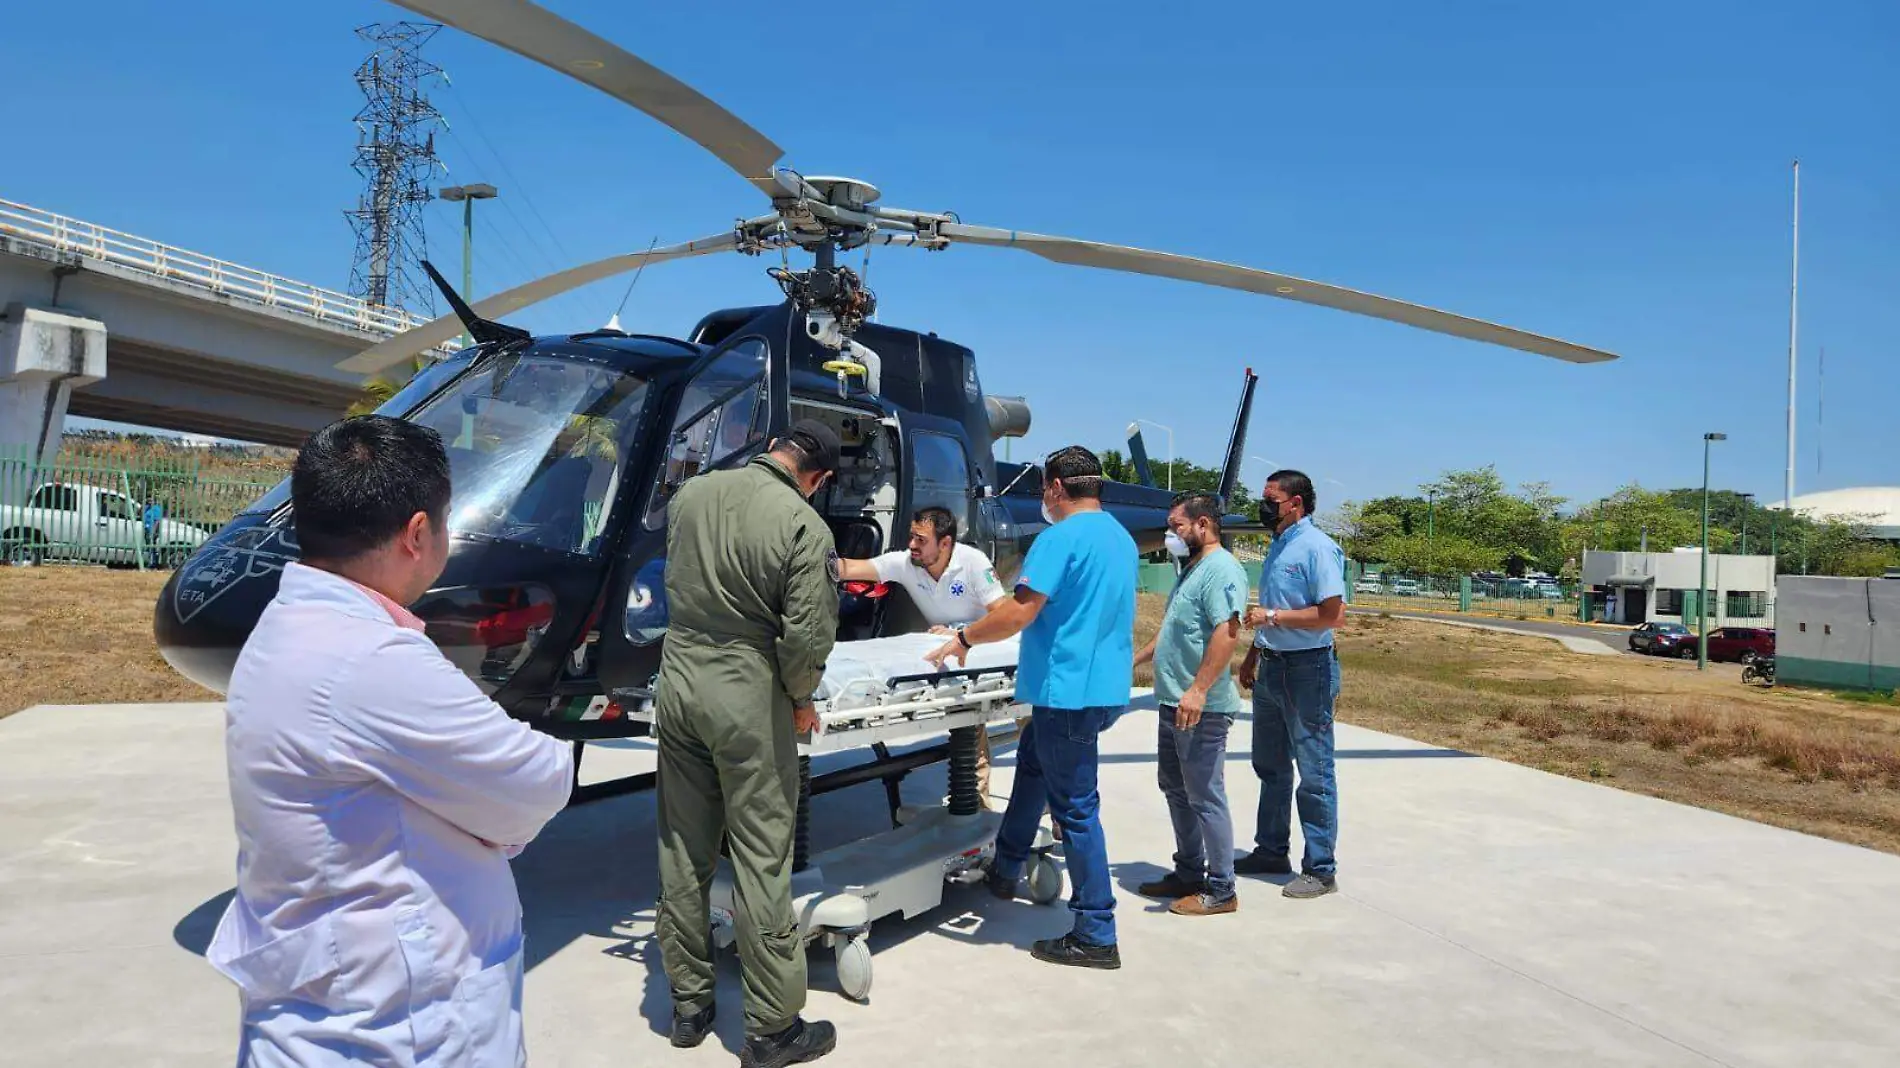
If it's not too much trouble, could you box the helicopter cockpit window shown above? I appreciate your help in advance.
[403,354,651,555]
[238,349,479,520]
[641,338,769,531]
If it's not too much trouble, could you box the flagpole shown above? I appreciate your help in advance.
[1785,159,1800,510]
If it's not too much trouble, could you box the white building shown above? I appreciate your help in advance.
[1775,575,1900,692]
[1772,486,1900,543]
[1580,549,1776,627]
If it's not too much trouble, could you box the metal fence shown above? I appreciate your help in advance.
[1344,565,1586,622]
[1,448,278,569]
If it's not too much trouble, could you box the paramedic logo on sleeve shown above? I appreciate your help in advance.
[870,542,1008,626]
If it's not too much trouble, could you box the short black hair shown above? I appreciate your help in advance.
[1171,491,1223,532]
[1268,469,1316,516]
[293,415,452,562]
[1045,445,1104,500]
[912,506,957,542]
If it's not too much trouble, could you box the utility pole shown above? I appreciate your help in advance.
[1700,432,1726,670]
[1785,159,1800,514]
[1739,491,1754,555]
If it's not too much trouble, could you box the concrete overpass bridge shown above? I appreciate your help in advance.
[1,196,456,458]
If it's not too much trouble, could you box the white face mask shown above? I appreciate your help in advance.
[1164,531,1189,557]
[1041,502,1057,525]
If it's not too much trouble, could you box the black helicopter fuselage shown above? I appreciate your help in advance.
[153,299,1211,743]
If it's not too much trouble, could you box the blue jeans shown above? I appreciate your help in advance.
[1157,707,1237,898]
[1250,648,1340,877]
[993,705,1121,946]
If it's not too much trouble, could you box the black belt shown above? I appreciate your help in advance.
[1256,645,1335,660]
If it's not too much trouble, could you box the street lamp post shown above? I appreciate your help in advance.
[438,183,498,348]
[1699,432,1726,670]
[1127,419,1175,491]
[1739,491,1754,555]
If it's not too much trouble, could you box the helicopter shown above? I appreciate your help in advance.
[152,0,1620,803]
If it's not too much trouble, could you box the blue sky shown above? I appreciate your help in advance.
[7,1,1895,511]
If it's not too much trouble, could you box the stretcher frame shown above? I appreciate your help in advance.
[627,660,1065,1002]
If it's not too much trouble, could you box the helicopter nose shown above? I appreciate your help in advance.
[152,517,298,695]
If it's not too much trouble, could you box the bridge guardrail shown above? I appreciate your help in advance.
[0,197,459,350]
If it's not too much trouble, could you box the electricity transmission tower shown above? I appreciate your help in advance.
[346,22,443,314]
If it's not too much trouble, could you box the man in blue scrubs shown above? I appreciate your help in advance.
[1239,469,1347,899]
[926,445,1135,968]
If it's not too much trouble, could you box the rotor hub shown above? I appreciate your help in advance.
[803,176,881,211]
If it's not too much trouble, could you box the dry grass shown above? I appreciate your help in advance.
[0,567,216,718]
[1134,594,1900,855]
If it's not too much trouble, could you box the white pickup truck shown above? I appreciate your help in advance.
[1,481,209,567]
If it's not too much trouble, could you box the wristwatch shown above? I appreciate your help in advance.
[1266,608,1280,627]
[956,627,972,649]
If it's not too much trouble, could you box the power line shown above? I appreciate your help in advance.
[436,81,581,271]
[430,120,597,326]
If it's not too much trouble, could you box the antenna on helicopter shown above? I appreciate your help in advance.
[421,260,531,347]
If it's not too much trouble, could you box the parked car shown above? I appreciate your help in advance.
[1389,577,1422,596]
[1628,621,1695,657]
[1,481,208,568]
[1705,627,1775,664]
[1354,577,1384,595]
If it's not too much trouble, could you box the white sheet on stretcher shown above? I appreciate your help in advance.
[813,632,1021,705]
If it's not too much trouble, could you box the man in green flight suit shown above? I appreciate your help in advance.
[656,419,843,1068]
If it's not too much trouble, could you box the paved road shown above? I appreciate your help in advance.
[1352,605,1633,653]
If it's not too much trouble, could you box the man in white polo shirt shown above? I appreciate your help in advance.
[839,506,1010,803]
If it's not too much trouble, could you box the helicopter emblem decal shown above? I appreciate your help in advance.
[172,525,299,625]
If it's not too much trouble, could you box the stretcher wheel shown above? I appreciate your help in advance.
[1027,856,1064,906]
[834,934,872,1001]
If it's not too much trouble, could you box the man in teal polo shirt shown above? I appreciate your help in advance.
[1133,492,1248,916]
[1239,469,1346,899]
[927,445,1135,969]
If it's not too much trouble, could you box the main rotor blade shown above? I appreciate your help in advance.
[938,223,1618,364]
[388,0,783,187]
[338,231,743,374]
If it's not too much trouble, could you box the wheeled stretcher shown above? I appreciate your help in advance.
[628,632,1064,1001]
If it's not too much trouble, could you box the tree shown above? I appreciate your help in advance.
[1375,532,1502,578]
[345,355,431,418]
[1324,501,1402,562]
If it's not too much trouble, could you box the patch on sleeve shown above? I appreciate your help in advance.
[826,548,841,583]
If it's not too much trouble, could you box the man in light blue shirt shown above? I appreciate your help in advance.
[1133,492,1248,916]
[1238,469,1346,898]
[927,445,1135,970]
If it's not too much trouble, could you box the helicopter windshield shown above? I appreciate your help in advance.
[403,353,652,555]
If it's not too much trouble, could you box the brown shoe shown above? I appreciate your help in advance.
[1169,892,1238,916]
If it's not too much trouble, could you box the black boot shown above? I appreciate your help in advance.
[669,1003,715,1048]
[739,1017,837,1068]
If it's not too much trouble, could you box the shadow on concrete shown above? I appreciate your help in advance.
[1337,748,1475,760]
[161,732,1103,1054]
[173,888,235,956]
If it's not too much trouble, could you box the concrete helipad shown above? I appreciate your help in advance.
[3,697,1898,1067]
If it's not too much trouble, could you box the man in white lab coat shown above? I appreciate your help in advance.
[208,415,575,1067]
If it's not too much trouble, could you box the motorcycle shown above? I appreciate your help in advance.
[1742,656,1776,688]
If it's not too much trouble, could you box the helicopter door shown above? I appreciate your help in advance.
[594,334,779,701]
